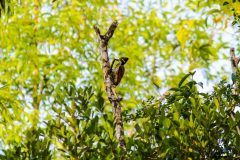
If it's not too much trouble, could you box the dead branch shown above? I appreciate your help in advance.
[94,21,126,148]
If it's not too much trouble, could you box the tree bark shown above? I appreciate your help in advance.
[94,21,126,148]
[229,48,240,136]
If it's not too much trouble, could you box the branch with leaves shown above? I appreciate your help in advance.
[94,21,126,148]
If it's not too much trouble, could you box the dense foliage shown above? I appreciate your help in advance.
[2,74,239,159]
[0,0,239,159]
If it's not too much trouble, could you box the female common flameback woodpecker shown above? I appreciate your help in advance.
[110,57,129,86]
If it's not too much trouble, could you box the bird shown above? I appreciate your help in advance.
[110,57,129,86]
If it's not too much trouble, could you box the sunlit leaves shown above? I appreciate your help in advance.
[207,0,240,26]
[176,20,195,49]
[0,0,239,159]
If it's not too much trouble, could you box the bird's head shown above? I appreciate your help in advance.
[120,57,129,65]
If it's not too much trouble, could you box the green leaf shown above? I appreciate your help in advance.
[178,71,196,87]
[189,114,194,128]
[207,9,221,15]
[163,118,171,128]
[66,105,73,116]
[232,20,238,26]
[213,98,219,109]
[173,112,180,122]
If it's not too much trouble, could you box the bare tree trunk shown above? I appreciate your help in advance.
[229,48,240,136]
[94,21,126,148]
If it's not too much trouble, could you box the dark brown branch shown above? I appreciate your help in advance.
[94,21,126,148]
[93,25,101,38]
[105,20,118,40]
[230,48,238,72]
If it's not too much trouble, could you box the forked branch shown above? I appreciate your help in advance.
[94,21,126,148]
